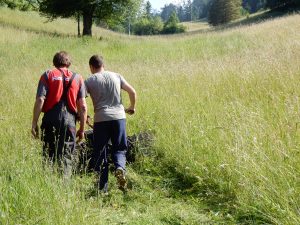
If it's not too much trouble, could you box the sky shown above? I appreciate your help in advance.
[148,0,181,11]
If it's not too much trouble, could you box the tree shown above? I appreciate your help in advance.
[133,16,163,35]
[266,0,300,9]
[242,0,266,13]
[132,1,163,35]
[177,5,185,21]
[145,0,152,18]
[208,0,241,26]
[192,0,213,19]
[39,0,133,36]
[98,0,142,34]
[184,0,192,21]
[158,0,213,23]
[162,11,186,34]
[160,3,177,21]
[0,0,38,10]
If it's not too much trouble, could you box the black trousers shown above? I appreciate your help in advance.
[41,105,77,178]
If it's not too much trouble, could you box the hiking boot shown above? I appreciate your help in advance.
[115,168,127,191]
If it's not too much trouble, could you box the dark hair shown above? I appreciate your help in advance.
[53,51,71,68]
[89,55,104,69]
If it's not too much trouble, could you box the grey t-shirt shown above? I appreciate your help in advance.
[85,71,126,122]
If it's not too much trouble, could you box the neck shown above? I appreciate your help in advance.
[94,67,104,74]
[58,67,68,70]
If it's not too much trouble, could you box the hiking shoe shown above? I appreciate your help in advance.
[115,168,127,191]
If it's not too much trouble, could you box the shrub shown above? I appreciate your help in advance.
[162,23,186,34]
[161,11,186,34]
[133,16,163,35]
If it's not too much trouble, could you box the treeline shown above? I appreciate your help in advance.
[159,0,266,22]
[159,0,299,25]
[107,1,186,35]
[0,0,299,35]
[0,0,186,35]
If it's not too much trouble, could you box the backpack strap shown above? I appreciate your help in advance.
[42,71,77,124]
[61,72,76,103]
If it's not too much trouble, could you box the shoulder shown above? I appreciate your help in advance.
[43,68,64,81]
[114,72,126,83]
[84,74,97,86]
[42,68,54,77]
[67,70,80,78]
[39,69,52,83]
[106,71,119,76]
[85,74,96,82]
[48,68,60,76]
[105,71,124,80]
[69,71,84,83]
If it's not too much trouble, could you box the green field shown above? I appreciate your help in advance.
[0,7,299,224]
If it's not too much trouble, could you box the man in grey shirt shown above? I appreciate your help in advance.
[85,55,136,192]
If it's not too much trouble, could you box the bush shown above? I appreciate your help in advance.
[161,11,186,34]
[133,12,186,36]
[162,23,186,34]
[133,16,163,35]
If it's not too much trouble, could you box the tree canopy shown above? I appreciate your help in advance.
[208,0,241,26]
[38,0,135,36]
[162,11,186,34]
[266,0,300,9]
[0,0,38,10]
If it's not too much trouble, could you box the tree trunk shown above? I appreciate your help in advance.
[82,10,93,36]
[77,13,81,37]
[250,0,257,13]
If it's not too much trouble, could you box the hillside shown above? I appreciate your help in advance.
[0,8,299,224]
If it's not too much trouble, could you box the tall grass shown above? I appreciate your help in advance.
[0,8,299,224]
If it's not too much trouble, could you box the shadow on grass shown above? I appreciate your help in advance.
[160,215,184,225]
[0,21,107,41]
[186,7,300,35]
[0,21,75,38]
[141,157,236,213]
[78,134,274,224]
[221,7,300,31]
[162,163,274,224]
[133,150,274,224]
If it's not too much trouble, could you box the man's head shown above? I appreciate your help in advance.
[53,51,71,68]
[89,55,104,73]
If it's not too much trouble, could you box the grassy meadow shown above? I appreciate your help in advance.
[0,7,299,224]
[181,19,210,32]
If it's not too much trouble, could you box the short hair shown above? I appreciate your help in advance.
[53,51,71,68]
[89,55,104,69]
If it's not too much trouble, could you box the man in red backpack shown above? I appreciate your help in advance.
[31,51,87,178]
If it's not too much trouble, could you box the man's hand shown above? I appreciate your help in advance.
[86,115,94,128]
[76,130,85,142]
[32,96,44,139]
[31,124,39,139]
[121,80,136,116]
[77,97,87,141]
[125,106,135,115]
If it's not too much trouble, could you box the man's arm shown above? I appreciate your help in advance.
[76,97,87,141]
[121,80,136,115]
[31,96,45,138]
